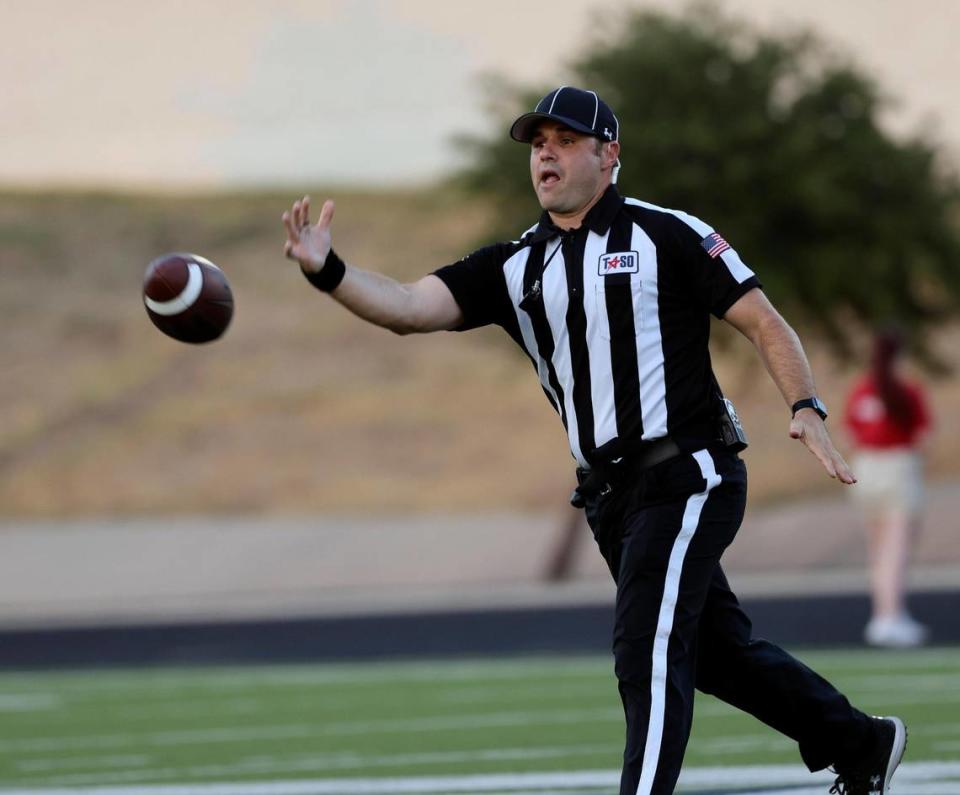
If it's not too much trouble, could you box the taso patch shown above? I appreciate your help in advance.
[598,251,640,276]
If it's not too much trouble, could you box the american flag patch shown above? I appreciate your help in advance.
[701,232,731,258]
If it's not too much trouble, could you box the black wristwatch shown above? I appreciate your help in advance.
[791,397,828,421]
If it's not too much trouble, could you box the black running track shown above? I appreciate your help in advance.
[0,590,955,669]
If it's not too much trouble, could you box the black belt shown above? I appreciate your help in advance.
[571,437,682,508]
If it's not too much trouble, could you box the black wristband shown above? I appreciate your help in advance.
[302,249,346,293]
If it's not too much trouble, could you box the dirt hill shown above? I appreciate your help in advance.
[1,187,957,518]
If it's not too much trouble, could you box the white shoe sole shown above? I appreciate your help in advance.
[880,716,907,792]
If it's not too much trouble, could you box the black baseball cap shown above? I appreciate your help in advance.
[510,86,619,143]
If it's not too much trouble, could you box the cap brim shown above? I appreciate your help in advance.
[509,112,597,143]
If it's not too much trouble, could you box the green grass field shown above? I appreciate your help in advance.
[0,647,958,793]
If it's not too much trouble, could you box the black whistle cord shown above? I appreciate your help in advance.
[520,229,572,311]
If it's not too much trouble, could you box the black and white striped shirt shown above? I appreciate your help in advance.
[434,186,760,468]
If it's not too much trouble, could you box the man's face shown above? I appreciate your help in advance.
[529,122,612,216]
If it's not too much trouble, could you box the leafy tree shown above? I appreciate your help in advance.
[458,5,960,364]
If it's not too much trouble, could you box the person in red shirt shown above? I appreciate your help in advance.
[844,328,932,647]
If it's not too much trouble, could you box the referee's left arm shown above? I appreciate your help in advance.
[724,287,857,484]
[282,195,465,335]
[329,270,465,335]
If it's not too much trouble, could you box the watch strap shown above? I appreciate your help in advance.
[791,397,828,421]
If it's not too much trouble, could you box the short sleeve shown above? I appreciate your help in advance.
[432,243,516,331]
[671,216,762,318]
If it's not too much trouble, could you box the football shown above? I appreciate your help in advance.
[143,253,233,343]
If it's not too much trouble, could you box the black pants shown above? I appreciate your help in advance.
[582,447,876,795]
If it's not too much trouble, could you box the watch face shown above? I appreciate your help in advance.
[811,398,828,419]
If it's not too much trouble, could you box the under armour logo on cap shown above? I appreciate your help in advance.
[510,86,620,144]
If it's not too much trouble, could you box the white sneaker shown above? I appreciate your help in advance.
[864,614,929,648]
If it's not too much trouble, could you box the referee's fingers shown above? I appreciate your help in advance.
[791,417,856,484]
[281,210,299,241]
[815,443,856,484]
[817,448,839,479]
[834,455,857,484]
[318,199,335,230]
[300,195,311,228]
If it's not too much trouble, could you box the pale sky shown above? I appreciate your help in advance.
[3,0,958,188]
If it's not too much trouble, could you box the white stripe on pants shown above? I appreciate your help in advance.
[635,449,722,794]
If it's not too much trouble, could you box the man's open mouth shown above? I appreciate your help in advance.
[540,169,560,186]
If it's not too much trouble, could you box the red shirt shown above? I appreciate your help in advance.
[843,375,931,449]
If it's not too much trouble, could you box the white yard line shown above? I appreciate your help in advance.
[0,707,622,755]
[15,759,150,776]
[856,690,960,706]
[13,746,616,786]
[798,648,960,671]
[437,682,605,705]
[0,694,60,712]
[0,660,610,696]
[845,673,960,691]
[2,763,960,795]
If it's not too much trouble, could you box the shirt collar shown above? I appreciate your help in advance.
[526,185,624,244]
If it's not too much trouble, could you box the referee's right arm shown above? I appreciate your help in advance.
[282,195,464,335]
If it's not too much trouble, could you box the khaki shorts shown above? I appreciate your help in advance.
[850,449,925,518]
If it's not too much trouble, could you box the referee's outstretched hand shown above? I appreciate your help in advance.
[282,195,334,273]
[789,411,857,484]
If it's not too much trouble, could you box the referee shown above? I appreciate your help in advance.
[282,87,905,795]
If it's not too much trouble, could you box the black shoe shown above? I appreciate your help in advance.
[829,716,907,794]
